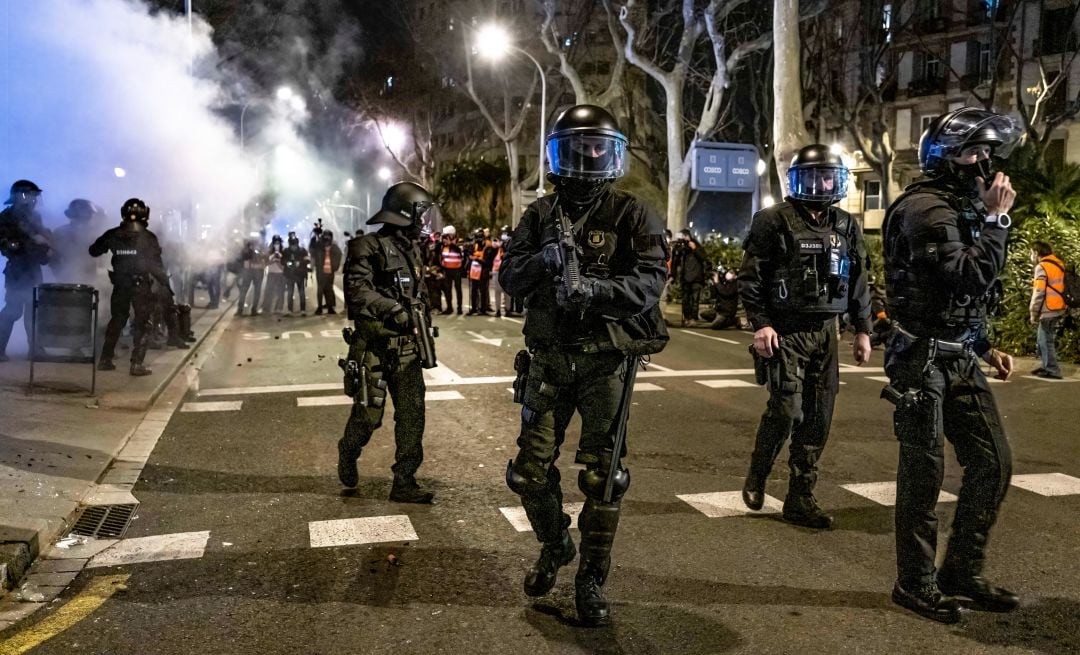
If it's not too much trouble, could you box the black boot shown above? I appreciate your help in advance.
[937,571,1019,613]
[524,529,576,597]
[892,580,961,624]
[782,494,834,529]
[575,499,620,627]
[389,476,434,504]
[97,357,116,371]
[129,363,152,376]
[337,438,360,489]
[742,471,765,510]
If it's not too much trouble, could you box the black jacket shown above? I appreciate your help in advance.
[282,245,310,279]
[343,227,429,334]
[0,207,51,283]
[739,200,872,333]
[310,240,343,275]
[89,221,168,286]
[883,178,1007,337]
[672,241,707,285]
[499,188,668,349]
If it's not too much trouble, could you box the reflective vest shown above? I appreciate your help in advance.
[468,259,483,281]
[493,249,502,272]
[1038,256,1068,312]
[440,246,463,269]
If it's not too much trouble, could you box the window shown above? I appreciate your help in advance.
[864,180,883,211]
[1040,7,1075,55]
[924,53,942,80]
[920,114,937,134]
[882,3,893,43]
[977,41,992,80]
[918,0,941,19]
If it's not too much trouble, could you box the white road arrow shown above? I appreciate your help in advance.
[466,330,503,347]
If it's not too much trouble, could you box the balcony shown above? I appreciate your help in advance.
[908,76,947,97]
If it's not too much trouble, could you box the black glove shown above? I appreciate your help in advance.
[541,242,561,276]
[389,305,411,330]
[555,277,610,312]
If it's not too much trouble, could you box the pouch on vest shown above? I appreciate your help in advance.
[469,260,483,281]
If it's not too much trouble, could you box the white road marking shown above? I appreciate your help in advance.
[424,362,463,385]
[333,284,346,303]
[309,516,418,548]
[88,531,211,568]
[428,390,466,401]
[865,376,891,383]
[677,491,782,518]
[678,329,740,345]
[1021,375,1077,383]
[500,503,584,532]
[466,330,504,347]
[633,383,665,391]
[646,362,674,372]
[180,400,243,413]
[297,395,353,407]
[201,382,340,397]
[841,482,957,506]
[696,379,756,389]
[500,316,524,324]
[1010,473,1080,496]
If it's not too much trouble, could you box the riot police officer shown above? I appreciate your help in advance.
[501,105,669,627]
[882,107,1020,623]
[0,180,53,361]
[338,182,440,504]
[90,198,171,376]
[738,145,873,529]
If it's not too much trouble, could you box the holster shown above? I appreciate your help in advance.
[882,384,940,449]
[749,344,797,392]
[512,349,531,404]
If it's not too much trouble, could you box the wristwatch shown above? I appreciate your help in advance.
[984,212,1012,228]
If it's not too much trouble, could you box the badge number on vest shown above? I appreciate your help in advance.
[587,230,605,248]
[799,239,824,253]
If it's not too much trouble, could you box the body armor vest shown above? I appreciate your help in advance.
[373,234,422,303]
[883,182,992,332]
[767,205,854,315]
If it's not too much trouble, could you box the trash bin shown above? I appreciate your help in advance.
[30,284,99,394]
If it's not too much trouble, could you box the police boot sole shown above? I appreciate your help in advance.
[782,511,834,530]
[97,362,116,371]
[523,542,577,598]
[937,580,1020,613]
[389,489,434,504]
[891,586,961,624]
[742,489,764,511]
[337,442,359,489]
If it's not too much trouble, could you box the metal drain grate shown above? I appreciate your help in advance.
[71,503,139,538]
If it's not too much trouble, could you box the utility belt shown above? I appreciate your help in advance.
[893,325,975,362]
[772,315,836,334]
[109,271,152,286]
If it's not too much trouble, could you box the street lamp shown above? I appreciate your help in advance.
[377,167,392,181]
[242,85,296,152]
[476,23,547,199]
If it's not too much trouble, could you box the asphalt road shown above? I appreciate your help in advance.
[4,305,1080,655]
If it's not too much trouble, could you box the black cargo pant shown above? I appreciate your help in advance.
[749,318,839,497]
[681,281,703,321]
[101,277,154,365]
[0,277,35,356]
[339,338,426,480]
[885,333,1012,587]
[316,272,336,311]
[442,269,462,312]
[510,349,626,542]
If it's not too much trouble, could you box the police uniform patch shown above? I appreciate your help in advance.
[587,230,606,248]
[829,234,840,248]
[799,239,824,253]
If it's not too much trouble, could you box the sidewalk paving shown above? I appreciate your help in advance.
[0,294,234,597]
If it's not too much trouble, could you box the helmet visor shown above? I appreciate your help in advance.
[546,133,628,179]
[929,112,1020,162]
[788,165,849,203]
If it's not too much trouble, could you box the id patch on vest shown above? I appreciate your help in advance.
[799,239,825,253]
[586,230,606,248]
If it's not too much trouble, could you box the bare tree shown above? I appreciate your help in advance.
[616,0,771,230]
[772,0,811,188]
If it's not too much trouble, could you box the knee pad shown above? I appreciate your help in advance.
[577,464,630,503]
[521,404,541,427]
[505,459,549,497]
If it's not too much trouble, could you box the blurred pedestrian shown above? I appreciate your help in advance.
[310,230,342,315]
[236,238,265,316]
[0,180,52,361]
[262,235,286,314]
[283,232,310,316]
[671,228,707,326]
[1029,240,1066,379]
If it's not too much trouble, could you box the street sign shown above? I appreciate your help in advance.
[691,142,758,193]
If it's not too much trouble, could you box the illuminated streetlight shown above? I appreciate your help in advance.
[756,159,767,176]
[381,122,407,155]
[377,167,392,181]
[762,194,776,208]
[829,143,844,156]
[345,178,355,189]
[276,86,295,102]
[114,167,127,178]
[476,23,547,199]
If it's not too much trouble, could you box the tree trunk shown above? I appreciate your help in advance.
[506,139,523,225]
[665,80,689,231]
[772,0,810,191]
[880,157,900,209]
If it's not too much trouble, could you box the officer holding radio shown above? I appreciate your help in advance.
[738,144,873,529]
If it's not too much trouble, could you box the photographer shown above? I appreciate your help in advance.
[670,228,707,327]
[0,180,53,361]
[283,232,310,316]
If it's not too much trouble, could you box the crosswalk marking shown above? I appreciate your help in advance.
[696,379,756,389]
[428,390,466,401]
[841,482,957,507]
[679,329,741,345]
[87,531,211,568]
[1010,473,1080,496]
[677,491,783,518]
[633,383,665,391]
[180,401,243,413]
[297,396,353,407]
[200,382,339,397]
[1020,375,1077,383]
[865,376,891,383]
[309,516,418,548]
[500,503,584,532]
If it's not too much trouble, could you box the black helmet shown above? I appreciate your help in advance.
[918,107,1020,177]
[64,198,96,220]
[5,179,42,205]
[787,144,849,206]
[546,105,628,179]
[367,181,437,228]
[121,198,150,223]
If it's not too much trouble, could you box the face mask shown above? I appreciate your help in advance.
[550,173,611,205]
[952,157,994,190]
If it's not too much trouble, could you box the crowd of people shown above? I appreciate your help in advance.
[420,224,523,318]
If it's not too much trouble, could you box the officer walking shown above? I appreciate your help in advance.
[338,181,439,504]
[90,198,171,376]
[882,107,1020,623]
[738,145,873,529]
[501,105,669,627]
[0,180,53,362]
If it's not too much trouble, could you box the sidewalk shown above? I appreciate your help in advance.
[0,294,234,596]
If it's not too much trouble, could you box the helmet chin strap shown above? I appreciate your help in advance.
[550,174,612,205]
[948,156,994,191]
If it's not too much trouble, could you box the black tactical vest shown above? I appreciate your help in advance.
[767,204,855,315]
[372,234,423,304]
[882,182,991,331]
